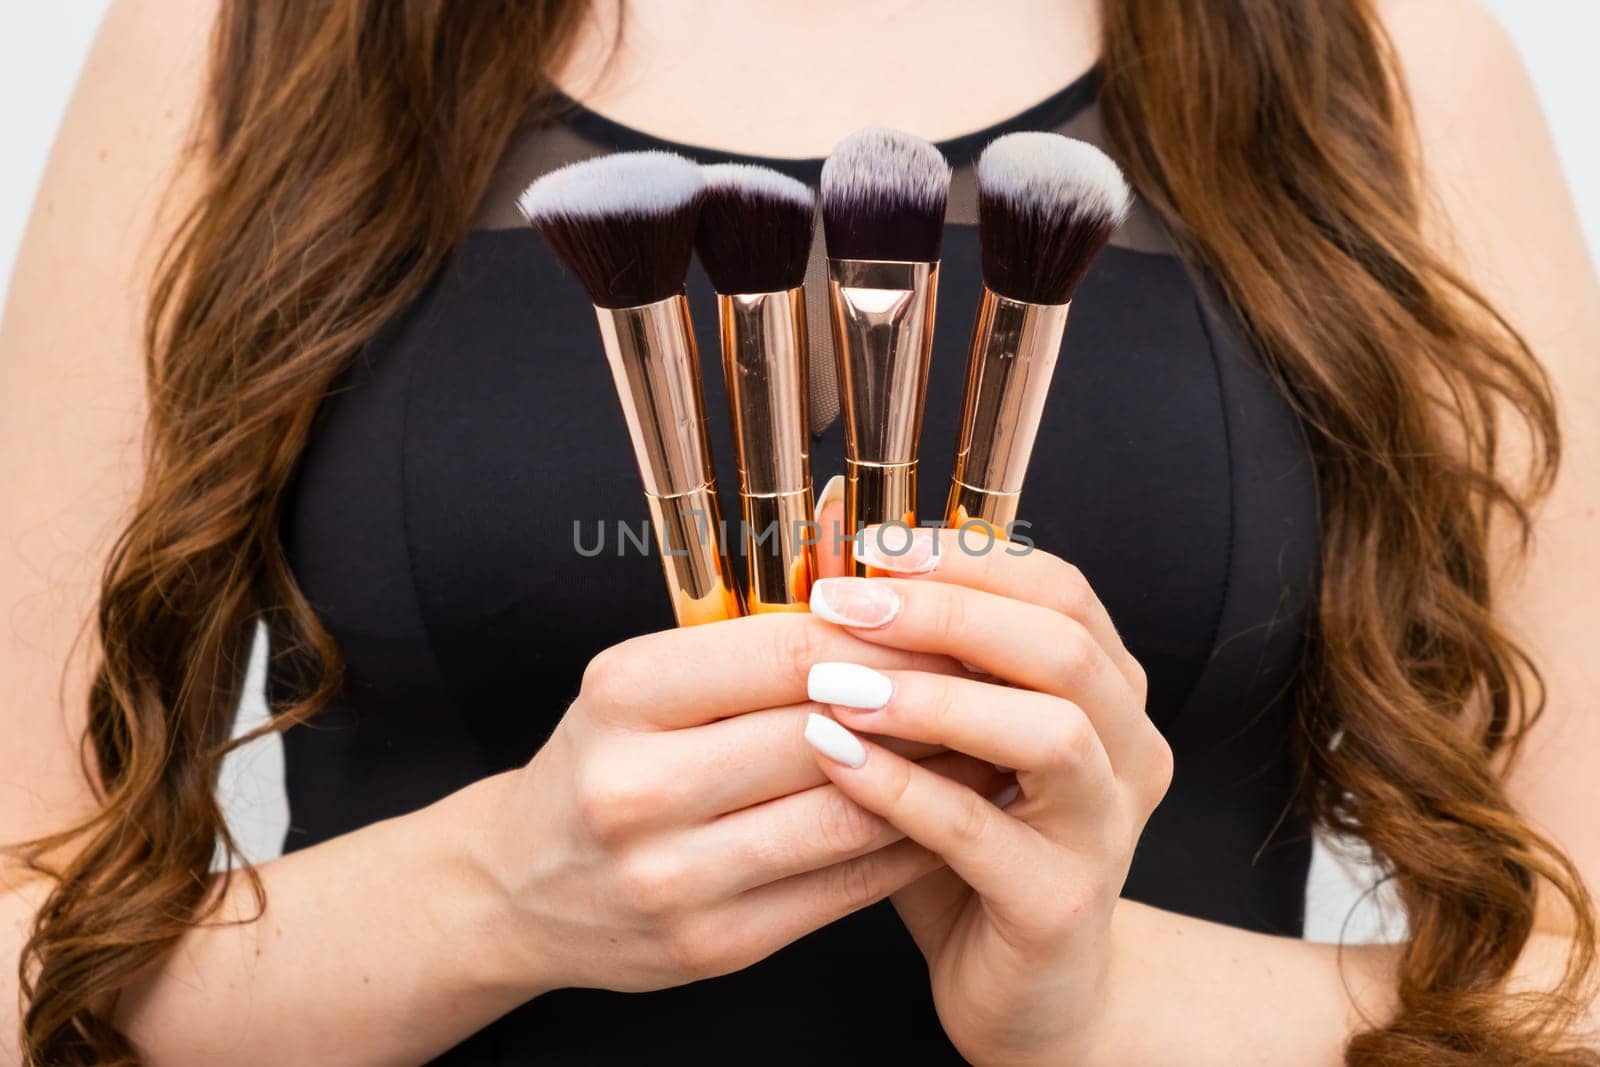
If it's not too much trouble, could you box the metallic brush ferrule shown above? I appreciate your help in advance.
[596,295,744,625]
[827,258,939,574]
[718,288,815,611]
[945,287,1071,538]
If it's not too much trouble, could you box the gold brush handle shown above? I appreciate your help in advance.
[597,297,746,625]
[646,487,744,626]
[718,290,815,611]
[945,288,1071,542]
[944,482,1018,540]
[844,460,917,575]
[739,488,815,613]
[826,259,939,576]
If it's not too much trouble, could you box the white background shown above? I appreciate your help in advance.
[2,2,1596,946]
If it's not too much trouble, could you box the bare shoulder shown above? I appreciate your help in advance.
[0,0,219,847]
[1372,0,1581,281]
[1374,0,1597,394]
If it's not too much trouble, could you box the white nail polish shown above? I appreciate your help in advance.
[808,662,893,710]
[989,783,1020,809]
[804,712,868,768]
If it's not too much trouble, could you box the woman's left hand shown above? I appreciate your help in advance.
[801,525,1173,1066]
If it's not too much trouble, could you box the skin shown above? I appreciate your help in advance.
[1,0,1596,1063]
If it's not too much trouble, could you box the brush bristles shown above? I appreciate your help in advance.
[976,132,1132,305]
[517,150,704,308]
[694,164,816,294]
[820,127,951,263]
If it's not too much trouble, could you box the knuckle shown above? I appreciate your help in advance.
[816,789,881,856]
[931,587,969,646]
[831,853,886,911]
[1050,562,1092,618]
[923,677,962,736]
[1055,626,1096,685]
[882,758,916,816]
[1141,728,1175,807]
[1126,657,1150,702]
[580,643,638,712]
[660,916,726,978]
[777,617,828,690]
[949,788,993,848]
[1042,712,1095,773]
[616,849,689,919]
[574,760,653,843]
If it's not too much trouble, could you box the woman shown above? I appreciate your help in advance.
[3,0,1598,1062]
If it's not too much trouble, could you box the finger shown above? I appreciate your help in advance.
[809,577,1148,772]
[858,524,1141,687]
[708,837,945,973]
[812,473,850,581]
[688,750,1005,899]
[581,611,961,730]
[810,665,1115,805]
[802,713,1039,905]
[601,705,946,826]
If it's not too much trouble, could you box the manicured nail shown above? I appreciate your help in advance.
[804,712,868,768]
[816,473,845,515]
[857,525,939,574]
[808,662,893,710]
[810,577,901,628]
[989,783,1020,809]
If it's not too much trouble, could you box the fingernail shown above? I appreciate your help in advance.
[988,783,1020,809]
[816,474,845,515]
[857,525,939,574]
[810,578,901,628]
[808,662,893,710]
[804,712,868,768]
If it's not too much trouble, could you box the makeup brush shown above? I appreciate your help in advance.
[946,132,1131,536]
[519,151,744,625]
[820,128,951,574]
[695,163,818,613]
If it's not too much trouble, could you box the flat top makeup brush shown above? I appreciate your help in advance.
[947,131,1132,536]
[820,128,951,573]
[695,164,818,612]
[519,151,744,625]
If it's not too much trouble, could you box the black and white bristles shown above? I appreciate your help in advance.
[976,132,1132,306]
[820,127,951,263]
[518,150,704,309]
[694,163,816,295]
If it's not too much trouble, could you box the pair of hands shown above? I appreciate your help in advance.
[493,523,1171,1065]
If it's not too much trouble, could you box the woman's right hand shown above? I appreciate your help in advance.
[485,613,1006,996]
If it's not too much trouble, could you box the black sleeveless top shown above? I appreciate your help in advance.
[279,71,1320,1065]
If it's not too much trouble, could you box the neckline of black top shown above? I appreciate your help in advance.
[546,64,1101,180]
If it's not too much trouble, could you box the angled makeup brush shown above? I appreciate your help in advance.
[946,132,1132,536]
[519,151,743,625]
[820,128,951,573]
[695,163,818,612]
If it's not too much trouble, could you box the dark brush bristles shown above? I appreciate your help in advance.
[976,132,1133,305]
[820,127,951,263]
[694,164,817,294]
[517,151,704,308]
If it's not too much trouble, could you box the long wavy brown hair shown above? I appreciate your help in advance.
[13,1,1596,1063]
